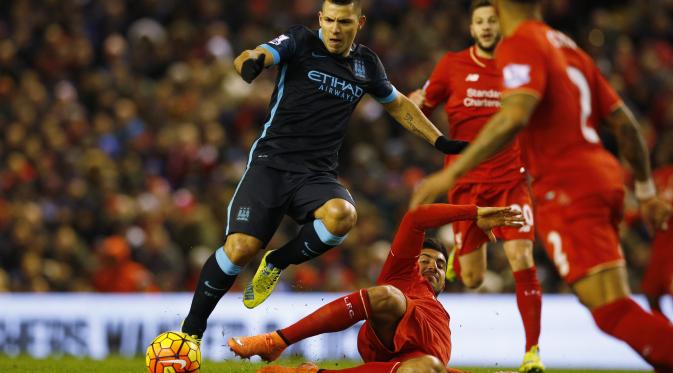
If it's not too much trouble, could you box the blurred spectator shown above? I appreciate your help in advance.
[92,236,158,293]
[1,0,672,294]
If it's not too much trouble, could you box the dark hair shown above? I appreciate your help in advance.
[422,238,448,261]
[470,0,493,17]
[325,0,361,6]
[508,0,540,3]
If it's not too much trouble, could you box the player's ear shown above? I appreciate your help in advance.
[358,15,366,30]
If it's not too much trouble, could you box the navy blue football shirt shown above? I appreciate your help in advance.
[248,25,398,172]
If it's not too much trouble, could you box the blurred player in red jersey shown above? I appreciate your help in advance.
[409,2,543,371]
[642,143,673,321]
[411,0,673,371]
[227,204,523,373]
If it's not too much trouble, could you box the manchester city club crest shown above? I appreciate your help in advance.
[353,59,366,79]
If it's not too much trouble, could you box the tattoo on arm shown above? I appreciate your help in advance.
[403,112,431,141]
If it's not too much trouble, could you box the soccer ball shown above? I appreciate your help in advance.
[146,331,201,373]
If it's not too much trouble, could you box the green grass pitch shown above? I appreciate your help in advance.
[0,356,651,373]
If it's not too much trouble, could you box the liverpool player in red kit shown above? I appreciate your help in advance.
[411,0,673,371]
[409,2,542,371]
[227,204,523,373]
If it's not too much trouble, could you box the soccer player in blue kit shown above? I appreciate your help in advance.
[181,0,467,341]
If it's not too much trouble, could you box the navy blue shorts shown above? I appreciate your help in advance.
[226,165,355,244]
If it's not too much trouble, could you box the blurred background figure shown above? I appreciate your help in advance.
[92,235,158,293]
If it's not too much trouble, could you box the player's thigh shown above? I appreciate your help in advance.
[288,171,356,225]
[572,266,630,310]
[226,165,293,245]
[536,190,625,285]
[367,285,406,349]
[397,355,446,373]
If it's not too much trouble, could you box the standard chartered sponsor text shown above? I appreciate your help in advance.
[464,88,501,107]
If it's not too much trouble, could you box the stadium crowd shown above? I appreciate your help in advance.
[1,0,672,295]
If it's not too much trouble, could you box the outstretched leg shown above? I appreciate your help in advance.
[229,285,405,361]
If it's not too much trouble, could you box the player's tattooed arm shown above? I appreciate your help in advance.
[383,94,443,144]
[604,105,652,182]
[233,47,275,83]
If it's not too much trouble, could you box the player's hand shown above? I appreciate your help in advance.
[476,207,524,242]
[408,89,426,108]
[409,169,457,208]
[239,53,266,83]
[639,197,672,232]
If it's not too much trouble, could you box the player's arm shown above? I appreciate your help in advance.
[383,93,469,155]
[391,204,523,258]
[409,93,538,208]
[604,105,671,230]
[233,47,275,83]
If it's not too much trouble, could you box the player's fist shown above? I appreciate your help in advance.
[476,207,524,242]
[408,89,426,108]
[639,197,672,232]
[235,51,266,83]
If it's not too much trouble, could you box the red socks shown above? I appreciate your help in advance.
[592,297,673,370]
[279,289,372,345]
[320,362,401,373]
[513,267,542,351]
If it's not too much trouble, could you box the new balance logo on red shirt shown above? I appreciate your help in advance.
[465,73,480,82]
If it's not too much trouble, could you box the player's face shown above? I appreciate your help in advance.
[319,2,365,56]
[470,6,500,53]
[418,249,447,294]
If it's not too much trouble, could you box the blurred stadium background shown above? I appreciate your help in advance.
[1,0,672,371]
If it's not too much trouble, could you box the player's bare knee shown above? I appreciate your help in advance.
[398,355,445,373]
[321,199,357,235]
[224,235,262,265]
[504,240,535,271]
[461,270,484,289]
[367,285,406,317]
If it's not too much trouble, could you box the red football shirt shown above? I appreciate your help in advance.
[362,204,477,365]
[423,46,524,184]
[495,21,624,197]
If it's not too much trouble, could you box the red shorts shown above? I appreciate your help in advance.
[535,188,625,284]
[641,224,673,297]
[357,295,452,366]
[448,180,535,255]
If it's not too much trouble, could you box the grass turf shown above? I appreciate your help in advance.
[0,356,651,373]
